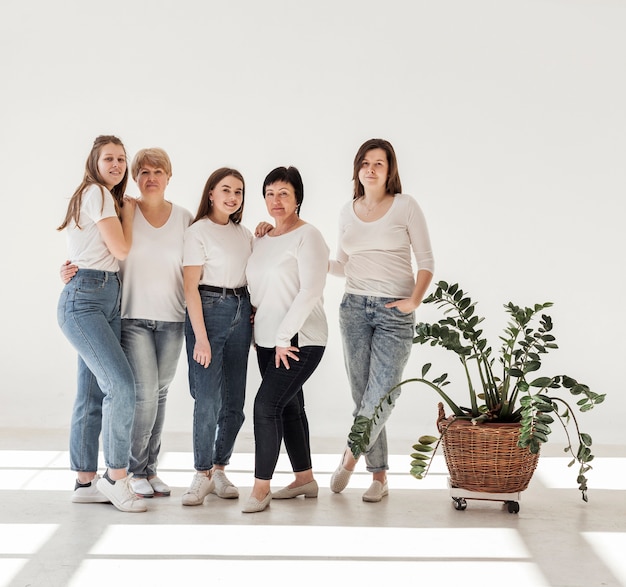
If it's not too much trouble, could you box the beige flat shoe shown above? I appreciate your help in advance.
[362,480,389,503]
[272,480,318,499]
[241,491,272,513]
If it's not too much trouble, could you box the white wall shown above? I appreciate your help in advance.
[1,0,624,446]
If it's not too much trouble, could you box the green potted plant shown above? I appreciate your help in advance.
[349,280,605,503]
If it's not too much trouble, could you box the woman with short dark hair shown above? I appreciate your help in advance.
[242,166,329,513]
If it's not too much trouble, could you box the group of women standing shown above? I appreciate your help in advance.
[57,135,434,514]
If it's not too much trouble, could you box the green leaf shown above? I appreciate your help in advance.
[524,361,541,373]
[418,435,439,445]
[530,377,553,388]
[580,433,592,446]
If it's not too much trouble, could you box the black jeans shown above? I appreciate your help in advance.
[253,342,325,480]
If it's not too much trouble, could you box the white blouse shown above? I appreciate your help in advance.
[246,223,329,348]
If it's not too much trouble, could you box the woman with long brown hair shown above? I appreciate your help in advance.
[329,138,435,502]
[181,167,254,506]
[57,135,146,513]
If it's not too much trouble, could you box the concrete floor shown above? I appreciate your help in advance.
[0,429,624,587]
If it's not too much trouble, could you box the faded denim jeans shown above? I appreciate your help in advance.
[122,319,184,479]
[339,293,414,472]
[57,270,136,472]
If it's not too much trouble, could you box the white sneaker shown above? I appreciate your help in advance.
[212,469,239,499]
[148,476,171,496]
[130,477,154,498]
[181,472,215,506]
[97,473,148,513]
[71,474,110,503]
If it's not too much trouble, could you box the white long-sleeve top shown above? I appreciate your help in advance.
[329,193,434,298]
[246,223,329,348]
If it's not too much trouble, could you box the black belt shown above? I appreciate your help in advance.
[199,284,249,296]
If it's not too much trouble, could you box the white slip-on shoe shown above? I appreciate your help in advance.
[148,476,171,496]
[130,477,154,498]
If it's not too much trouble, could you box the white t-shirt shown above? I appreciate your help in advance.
[183,218,253,289]
[330,193,435,298]
[120,203,193,322]
[66,184,119,272]
[246,223,329,348]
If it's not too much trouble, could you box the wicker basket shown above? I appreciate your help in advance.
[437,404,540,493]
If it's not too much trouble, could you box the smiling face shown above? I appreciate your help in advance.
[264,181,299,221]
[136,164,169,198]
[97,143,127,191]
[209,175,244,224]
[357,148,389,194]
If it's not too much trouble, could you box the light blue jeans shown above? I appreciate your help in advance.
[185,289,252,471]
[122,319,184,479]
[57,270,136,472]
[339,293,415,472]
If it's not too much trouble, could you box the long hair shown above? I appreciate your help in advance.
[352,138,402,200]
[262,166,304,215]
[57,135,128,231]
[193,167,245,224]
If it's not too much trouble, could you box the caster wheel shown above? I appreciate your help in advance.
[452,497,467,511]
[506,501,520,514]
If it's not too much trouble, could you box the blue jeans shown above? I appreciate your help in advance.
[185,290,252,471]
[253,340,325,480]
[57,270,136,472]
[122,319,184,478]
[339,293,415,472]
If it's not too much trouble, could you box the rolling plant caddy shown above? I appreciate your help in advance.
[349,280,605,504]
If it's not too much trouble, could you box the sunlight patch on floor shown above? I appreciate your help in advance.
[583,532,626,586]
[534,457,626,490]
[67,559,548,587]
[89,525,530,558]
[0,524,58,553]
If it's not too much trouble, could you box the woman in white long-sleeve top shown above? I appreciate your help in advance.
[329,138,435,503]
[242,166,329,513]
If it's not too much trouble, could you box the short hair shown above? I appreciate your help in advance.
[352,138,402,199]
[131,147,173,180]
[192,167,246,224]
[262,166,304,214]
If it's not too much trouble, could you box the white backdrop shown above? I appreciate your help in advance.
[1,0,624,447]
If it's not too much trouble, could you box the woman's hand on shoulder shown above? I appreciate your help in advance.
[275,345,299,369]
[120,195,137,222]
[255,221,274,237]
[60,260,78,284]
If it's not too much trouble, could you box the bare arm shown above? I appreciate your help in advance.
[96,197,136,260]
[183,265,212,368]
